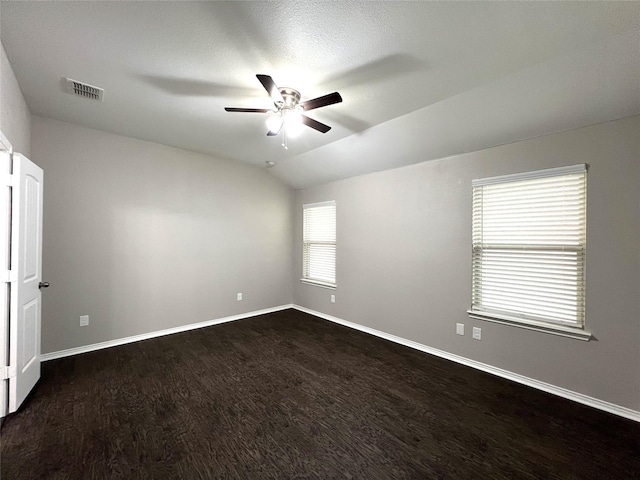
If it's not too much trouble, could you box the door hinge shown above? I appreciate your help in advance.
[1,270,17,283]
[0,365,16,381]
[0,173,14,187]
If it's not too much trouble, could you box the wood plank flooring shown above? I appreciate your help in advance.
[1,309,638,479]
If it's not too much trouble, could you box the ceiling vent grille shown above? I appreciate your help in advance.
[65,78,104,101]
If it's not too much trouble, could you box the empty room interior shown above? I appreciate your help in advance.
[1,2,639,479]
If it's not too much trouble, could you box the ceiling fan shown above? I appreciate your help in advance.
[225,74,342,148]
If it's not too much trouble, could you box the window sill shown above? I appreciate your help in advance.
[300,279,336,290]
[467,310,592,341]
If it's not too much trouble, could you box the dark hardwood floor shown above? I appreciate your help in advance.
[1,309,638,479]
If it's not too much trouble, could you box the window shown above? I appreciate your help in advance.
[302,201,336,288]
[469,165,589,340]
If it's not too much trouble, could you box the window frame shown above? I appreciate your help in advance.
[301,201,337,289]
[468,164,591,341]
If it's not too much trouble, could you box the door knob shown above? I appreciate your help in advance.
[39,282,50,289]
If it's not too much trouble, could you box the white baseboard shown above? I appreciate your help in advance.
[293,305,640,423]
[41,304,294,362]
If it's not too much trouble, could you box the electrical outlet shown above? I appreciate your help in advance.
[473,327,482,340]
[79,315,89,327]
[456,323,465,335]
[237,292,243,301]
[331,294,335,303]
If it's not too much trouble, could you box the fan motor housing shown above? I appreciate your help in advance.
[279,88,301,107]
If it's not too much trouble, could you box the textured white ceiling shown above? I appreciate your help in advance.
[1,1,639,188]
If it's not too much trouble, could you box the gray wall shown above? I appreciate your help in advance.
[293,115,640,411]
[0,40,30,155]
[32,116,292,354]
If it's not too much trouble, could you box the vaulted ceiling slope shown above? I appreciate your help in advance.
[1,1,639,188]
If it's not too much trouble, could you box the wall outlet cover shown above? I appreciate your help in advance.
[79,315,89,327]
[456,323,465,335]
[473,327,482,340]
[331,294,336,303]
[237,293,243,301]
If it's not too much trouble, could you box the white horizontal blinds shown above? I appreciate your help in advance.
[303,201,336,285]
[472,165,586,328]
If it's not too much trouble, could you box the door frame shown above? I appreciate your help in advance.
[0,130,13,419]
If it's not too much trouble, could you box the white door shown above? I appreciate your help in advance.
[8,153,44,413]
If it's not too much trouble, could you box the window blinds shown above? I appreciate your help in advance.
[303,201,336,286]
[471,165,587,328]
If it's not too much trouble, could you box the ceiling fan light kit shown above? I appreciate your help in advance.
[225,74,342,149]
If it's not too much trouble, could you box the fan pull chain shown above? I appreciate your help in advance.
[282,124,288,150]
